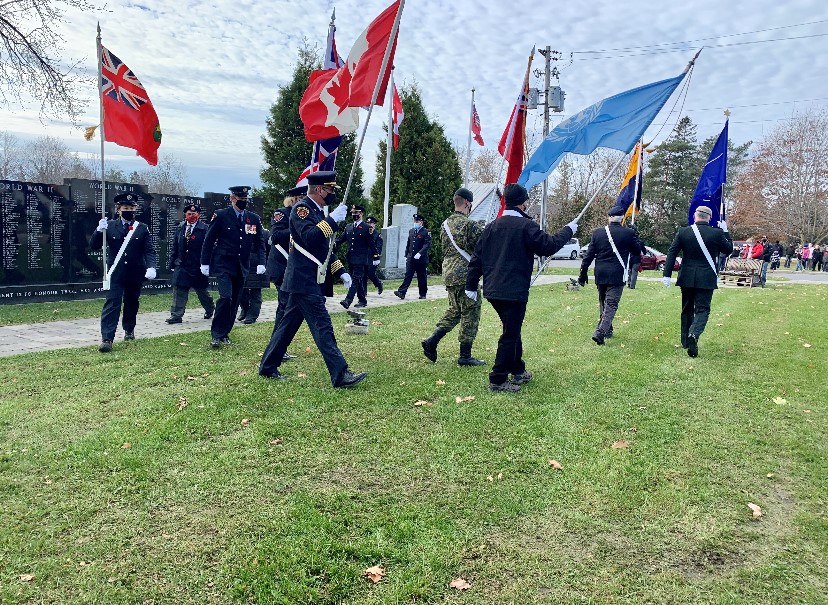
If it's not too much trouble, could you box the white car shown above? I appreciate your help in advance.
[551,238,581,260]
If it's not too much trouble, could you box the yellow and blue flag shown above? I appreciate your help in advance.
[688,119,728,226]
[608,143,643,221]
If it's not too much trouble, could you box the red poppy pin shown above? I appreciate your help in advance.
[190,235,196,240]
[246,218,250,223]
[128,226,134,231]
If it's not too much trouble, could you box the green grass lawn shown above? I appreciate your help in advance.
[1,281,826,604]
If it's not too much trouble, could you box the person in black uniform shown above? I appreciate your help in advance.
[258,171,367,388]
[237,225,271,324]
[466,184,577,392]
[336,204,379,309]
[578,206,643,345]
[364,216,384,294]
[200,186,266,348]
[165,203,215,324]
[663,205,733,358]
[394,213,431,299]
[91,193,158,352]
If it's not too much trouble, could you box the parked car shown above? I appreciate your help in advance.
[550,238,581,260]
[639,246,680,271]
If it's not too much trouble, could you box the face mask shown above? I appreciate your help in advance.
[121,210,135,221]
[325,191,338,206]
[185,215,199,224]
[352,214,360,221]
[235,199,248,210]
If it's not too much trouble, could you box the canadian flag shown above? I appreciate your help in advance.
[299,1,401,142]
[392,84,403,149]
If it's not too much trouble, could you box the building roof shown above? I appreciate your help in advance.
[467,182,499,223]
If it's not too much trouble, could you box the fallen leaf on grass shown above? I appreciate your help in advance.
[803,343,812,348]
[305,346,312,353]
[363,565,386,583]
[371,320,383,326]
[297,372,307,378]
[121,442,131,449]
[19,574,35,582]
[455,396,475,403]
[766,473,775,478]
[241,419,250,427]
[177,396,189,411]
[239,370,249,376]
[449,577,472,591]
[548,459,563,470]
[207,581,214,588]
[187,376,197,381]
[747,502,762,518]
[803,409,812,413]
[436,379,446,385]
[773,397,787,405]
[201,373,209,377]
[414,400,433,407]
[611,440,629,449]
[269,439,283,445]
[179,342,187,346]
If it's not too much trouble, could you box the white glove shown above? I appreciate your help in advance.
[414,253,421,260]
[465,290,478,301]
[200,265,210,276]
[662,276,671,288]
[144,268,156,280]
[256,264,266,275]
[566,220,578,235]
[96,218,109,232]
[341,272,352,290]
[329,203,347,223]
[372,259,380,266]
[718,220,728,232]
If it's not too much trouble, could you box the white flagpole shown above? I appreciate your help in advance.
[463,88,474,187]
[341,0,406,208]
[383,69,394,229]
[96,22,109,288]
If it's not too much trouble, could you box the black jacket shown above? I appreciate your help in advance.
[404,226,431,264]
[90,219,157,283]
[664,223,733,289]
[169,220,209,289]
[466,209,573,302]
[266,207,291,286]
[371,229,384,255]
[579,223,642,286]
[200,207,265,277]
[335,220,379,266]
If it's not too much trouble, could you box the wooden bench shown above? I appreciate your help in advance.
[720,258,762,287]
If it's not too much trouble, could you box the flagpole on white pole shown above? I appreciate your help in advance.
[96,22,109,288]
[463,88,474,187]
[383,69,394,229]
[341,0,406,209]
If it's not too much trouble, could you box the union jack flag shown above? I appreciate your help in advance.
[101,47,149,111]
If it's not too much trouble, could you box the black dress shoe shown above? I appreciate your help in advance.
[220,337,232,345]
[687,334,699,358]
[237,314,246,321]
[124,331,135,341]
[393,290,404,299]
[242,319,256,324]
[210,338,221,349]
[165,317,182,324]
[592,330,605,345]
[340,300,351,309]
[203,310,214,319]
[418,295,427,299]
[334,370,368,388]
[353,302,367,308]
[260,370,286,380]
[99,340,113,353]
[282,352,298,361]
[377,282,384,295]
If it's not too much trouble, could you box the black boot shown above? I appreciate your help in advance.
[421,328,447,363]
[458,343,486,366]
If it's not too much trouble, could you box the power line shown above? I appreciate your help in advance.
[685,97,828,112]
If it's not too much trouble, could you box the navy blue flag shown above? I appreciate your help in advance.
[688,120,728,226]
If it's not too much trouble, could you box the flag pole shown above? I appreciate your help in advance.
[96,22,109,288]
[341,0,406,208]
[721,109,730,222]
[383,68,394,229]
[463,88,474,187]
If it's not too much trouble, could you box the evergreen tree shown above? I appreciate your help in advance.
[369,84,461,273]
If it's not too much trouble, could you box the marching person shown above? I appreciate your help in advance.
[258,171,367,388]
[579,207,643,345]
[466,184,578,393]
[336,204,379,309]
[91,192,158,352]
[364,216,384,294]
[662,205,733,358]
[200,186,266,348]
[421,187,485,366]
[165,203,215,324]
[237,225,271,324]
[394,213,431,300]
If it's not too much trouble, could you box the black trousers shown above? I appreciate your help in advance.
[680,287,714,346]
[366,264,382,289]
[238,287,263,321]
[100,278,143,340]
[487,298,527,385]
[398,259,428,297]
[597,284,624,335]
[170,285,214,319]
[259,292,347,385]
[343,263,368,305]
[211,270,244,339]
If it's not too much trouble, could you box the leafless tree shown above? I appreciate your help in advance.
[0,131,25,180]
[133,154,199,196]
[1,0,97,122]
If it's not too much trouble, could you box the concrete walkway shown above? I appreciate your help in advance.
[0,275,575,358]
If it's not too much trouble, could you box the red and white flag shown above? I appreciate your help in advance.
[471,103,484,146]
[497,48,534,217]
[299,0,401,141]
[392,84,403,149]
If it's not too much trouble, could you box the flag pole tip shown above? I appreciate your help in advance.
[724,109,731,118]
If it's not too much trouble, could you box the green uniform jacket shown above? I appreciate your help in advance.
[440,212,484,288]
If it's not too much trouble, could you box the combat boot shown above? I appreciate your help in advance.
[458,343,486,366]
[421,328,447,363]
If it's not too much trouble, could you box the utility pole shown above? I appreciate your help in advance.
[539,46,551,233]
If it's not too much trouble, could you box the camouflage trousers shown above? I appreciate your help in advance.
[435,285,482,345]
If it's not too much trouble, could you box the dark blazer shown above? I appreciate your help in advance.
[335,220,379,265]
[466,209,573,302]
[404,226,431,264]
[168,220,209,289]
[371,229,384,255]
[90,219,156,283]
[200,207,265,277]
[282,197,347,296]
[579,223,642,286]
[665,223,733,289]
[266,207,291,286]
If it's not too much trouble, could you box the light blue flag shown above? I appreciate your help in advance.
[688,119,728,227]
[518,72,687,190]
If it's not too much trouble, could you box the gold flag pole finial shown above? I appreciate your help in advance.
[724,109,731,118]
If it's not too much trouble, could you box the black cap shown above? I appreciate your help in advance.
[607,205,626,217]
[503,184,528,207]
[229,186,250,198]
[454,187,473,203]
[366,216,378,224]
[306,171,337,187]
[351,205,365,213]
[285,185,307,197]
[183,203,201,213]
[413,213,425,221]
[114,193,140,206]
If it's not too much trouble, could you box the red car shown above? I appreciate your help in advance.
[639,246,681,272]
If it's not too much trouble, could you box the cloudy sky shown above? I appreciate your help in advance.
[3,0,826,196]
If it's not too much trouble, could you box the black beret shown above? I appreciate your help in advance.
[454,187,473,203]
[607,205,626,217]
[285,185,307,197]
[306,171,337,187]
[229,186,250,198]
[114,193,140,206]
[503,184,529,207]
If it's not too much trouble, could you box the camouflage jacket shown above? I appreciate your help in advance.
[441,211,483,287]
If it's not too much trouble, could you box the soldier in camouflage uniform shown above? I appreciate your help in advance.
[421,187,486,366]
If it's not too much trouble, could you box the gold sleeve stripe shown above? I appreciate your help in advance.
[331,260,344,273]
[317,220,333,238]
